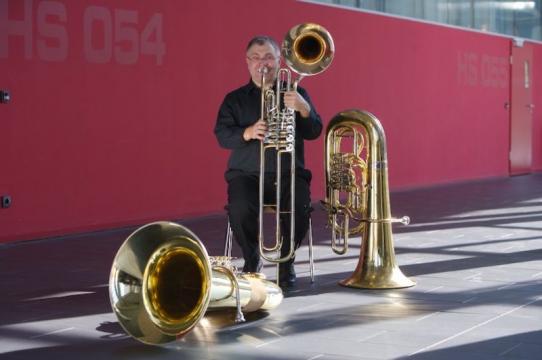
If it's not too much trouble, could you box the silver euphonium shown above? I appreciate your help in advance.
[258,23,334,263]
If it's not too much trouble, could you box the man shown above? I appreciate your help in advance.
[214,35,322,288]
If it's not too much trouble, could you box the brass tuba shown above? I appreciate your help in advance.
[321,110,414,289]
[109,221,283,344]
[259,23,334,263]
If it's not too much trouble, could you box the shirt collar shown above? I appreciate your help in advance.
[242,78,259,94]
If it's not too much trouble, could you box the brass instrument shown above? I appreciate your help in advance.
[259,23,334,263]
[322,110,415,289]
[109,221,283,345]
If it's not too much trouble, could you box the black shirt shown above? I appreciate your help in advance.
[214,79,323,181]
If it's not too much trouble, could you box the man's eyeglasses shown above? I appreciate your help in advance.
[247,55,277,63]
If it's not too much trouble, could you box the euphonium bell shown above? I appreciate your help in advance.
[322,110,415,289]
[109,221,283,345]
[258,23,334,264]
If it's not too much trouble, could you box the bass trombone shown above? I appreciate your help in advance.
[321,110,414,289]
[258,23,334,263]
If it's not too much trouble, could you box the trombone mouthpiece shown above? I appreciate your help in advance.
[401,216,410,225]
[259,66,269,74]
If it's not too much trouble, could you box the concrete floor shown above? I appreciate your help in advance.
[1,173,541,359]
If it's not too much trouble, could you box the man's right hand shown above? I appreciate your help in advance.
[243,119,267,141]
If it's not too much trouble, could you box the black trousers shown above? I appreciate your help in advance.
[227,171,311,270]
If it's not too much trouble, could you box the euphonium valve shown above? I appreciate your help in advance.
[109,222,283,344]
[322,110,415,289]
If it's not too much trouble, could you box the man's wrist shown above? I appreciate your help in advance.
[300,104,311,118]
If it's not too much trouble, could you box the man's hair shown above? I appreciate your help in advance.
[246,35,280,55]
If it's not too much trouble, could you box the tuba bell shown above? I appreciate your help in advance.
[321,110,415,289]
[109,221,283,344]
[258,23,334,263]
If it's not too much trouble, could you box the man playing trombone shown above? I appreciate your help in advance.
[214,35,322,289]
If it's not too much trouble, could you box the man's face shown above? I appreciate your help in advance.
[246,42,280,88]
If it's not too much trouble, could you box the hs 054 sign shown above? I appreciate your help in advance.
[0,0,166,65]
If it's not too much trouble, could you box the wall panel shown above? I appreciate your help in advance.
[0,0,536,242]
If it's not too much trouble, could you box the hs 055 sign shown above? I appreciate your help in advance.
[0,0,166,65]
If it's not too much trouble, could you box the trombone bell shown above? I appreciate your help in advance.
[283,23,335,76]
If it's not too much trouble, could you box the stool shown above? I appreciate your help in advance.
[224,205,315,283]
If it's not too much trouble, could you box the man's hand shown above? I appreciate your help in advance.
[284,91,310,118]
[243,119,267,141]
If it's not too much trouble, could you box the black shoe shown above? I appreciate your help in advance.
[279,261,296,288]
[242,257,263,273]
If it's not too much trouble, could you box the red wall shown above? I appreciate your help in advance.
[532,42,542,171]
[0,0,539,243]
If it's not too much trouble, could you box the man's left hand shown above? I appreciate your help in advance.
[284,91,310,118]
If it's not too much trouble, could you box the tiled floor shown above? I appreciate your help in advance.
[1,173,541,359]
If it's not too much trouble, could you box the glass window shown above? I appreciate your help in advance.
[446,0,474,28]
[311,0,542,41]
[384,0,424,18]
[423,1,452,24]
